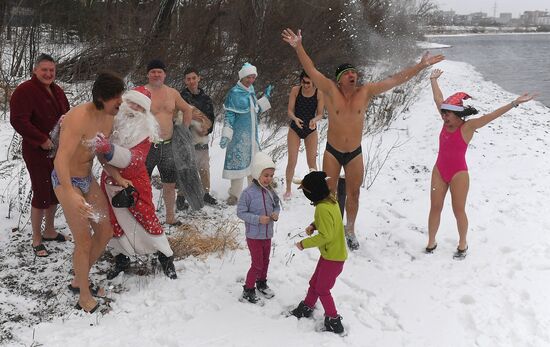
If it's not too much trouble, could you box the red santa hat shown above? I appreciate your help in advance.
[123,86,152,111]
[440,92,472,112]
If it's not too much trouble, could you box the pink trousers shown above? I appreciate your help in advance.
[245,238,271,289]
[304,256,344,318]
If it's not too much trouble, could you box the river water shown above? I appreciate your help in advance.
[428,33,550,107]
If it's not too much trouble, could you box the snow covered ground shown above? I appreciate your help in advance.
[2,59,550,347]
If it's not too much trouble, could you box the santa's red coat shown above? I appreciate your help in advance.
[101,139,163,237]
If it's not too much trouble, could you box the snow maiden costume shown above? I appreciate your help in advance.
[100,86,176,279]
[221,62,271,202]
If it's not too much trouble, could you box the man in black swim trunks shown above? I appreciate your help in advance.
[283,28,444,250]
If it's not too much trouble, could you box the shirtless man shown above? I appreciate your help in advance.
[53,72,125,312]
[282,28,444,250]
[143,59,193,225]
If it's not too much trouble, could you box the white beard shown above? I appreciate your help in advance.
[111,102,160,148]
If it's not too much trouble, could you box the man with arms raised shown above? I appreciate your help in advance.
[53,72,125,313]
[282,28,444,250]
[144,59,193,225]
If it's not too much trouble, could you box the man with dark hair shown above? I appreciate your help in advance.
[53,71,124,313]
[282,28,444,250]
[10,53,70,257]
[144,59,193,225]
[179,67,217,206]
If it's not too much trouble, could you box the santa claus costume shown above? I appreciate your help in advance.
[100,86,176,279]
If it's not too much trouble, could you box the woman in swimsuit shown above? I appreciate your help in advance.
[284,71,325,200]
[427,69,535,259]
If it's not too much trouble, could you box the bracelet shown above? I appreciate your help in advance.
[511,100,519,108]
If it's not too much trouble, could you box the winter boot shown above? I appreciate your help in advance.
[176,195,189,211]
[256,280,275,299]
[106,254,130,280]
[240,286,263,305]
[290,301,313,318]
[158,252,177,279]
[203,192,218,205]
[324,315,344,334]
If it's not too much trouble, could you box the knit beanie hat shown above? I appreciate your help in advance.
[335,63,357,82]
[299,171,330,203]
[122,86,152,111]
[147,59,166,72]
[238,62,258,80]
[440,92,472,112]
[251,151,275,181]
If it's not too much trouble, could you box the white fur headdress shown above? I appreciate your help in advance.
[238,62,258,80]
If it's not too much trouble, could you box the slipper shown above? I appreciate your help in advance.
[453,245,468,260]
[32,244,49,257]
[425,243,437,253]
[75,302,100,314]
[68,283,105,297]
[42,233,67,242]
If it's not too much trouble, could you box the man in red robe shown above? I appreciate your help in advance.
[10,53,70,257]
[99,86,176,279]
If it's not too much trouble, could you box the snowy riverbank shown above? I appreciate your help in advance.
[2,59,550,347]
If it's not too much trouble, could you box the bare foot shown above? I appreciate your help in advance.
[283,191,292,200]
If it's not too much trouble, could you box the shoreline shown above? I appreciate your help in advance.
[426,31,550,38]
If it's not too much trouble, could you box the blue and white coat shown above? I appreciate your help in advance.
[221,81,270,179]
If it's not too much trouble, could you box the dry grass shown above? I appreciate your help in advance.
[168,219,241,260]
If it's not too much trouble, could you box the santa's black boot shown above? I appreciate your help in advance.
[107,254,130,280]
[290,301,313,318]
[255,280,275,299]
[158,252,177,279]
[324,315,345,334]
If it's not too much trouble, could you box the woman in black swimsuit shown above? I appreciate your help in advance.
[284,71,324,200]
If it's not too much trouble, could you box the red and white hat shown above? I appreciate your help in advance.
[440,92,471,112]
[123,86,152,111]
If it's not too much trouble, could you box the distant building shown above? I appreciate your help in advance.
[496,13,513,25]
[520,11,548,26]
[537,16,550,26]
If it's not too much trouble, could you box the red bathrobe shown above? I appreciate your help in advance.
[9,75,70,208]
[101,139,163,238]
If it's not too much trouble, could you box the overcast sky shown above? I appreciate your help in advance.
[432,0,548,17]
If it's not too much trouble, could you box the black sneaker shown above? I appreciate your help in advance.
[203,192,217,205]
[256,280,274,299]
[158,252,177,279]
[324,315,344,334]
[290,301,313,318]
[176,195,189,211]
[106,254,130,280]
[240,286,263,305]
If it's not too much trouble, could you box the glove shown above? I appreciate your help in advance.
[264,85,274,99]
[220,136,229,149]
[94,133,112,154]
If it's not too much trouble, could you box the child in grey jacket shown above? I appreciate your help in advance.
[237,151,281,304]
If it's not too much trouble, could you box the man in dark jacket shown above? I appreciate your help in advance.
[179,67,217,206]
[10,53,70,257]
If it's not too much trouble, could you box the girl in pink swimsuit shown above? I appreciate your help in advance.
[426,69,535,260]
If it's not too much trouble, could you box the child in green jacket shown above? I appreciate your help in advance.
[290,171,347,335]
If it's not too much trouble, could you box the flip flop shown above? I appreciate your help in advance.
[425,243,438,253]
[167,220,182,226]
[32,244,49,257]
[42,233,67,242]
[453,245,468,260]
[75,301,100,314]
[68,283,105,297]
